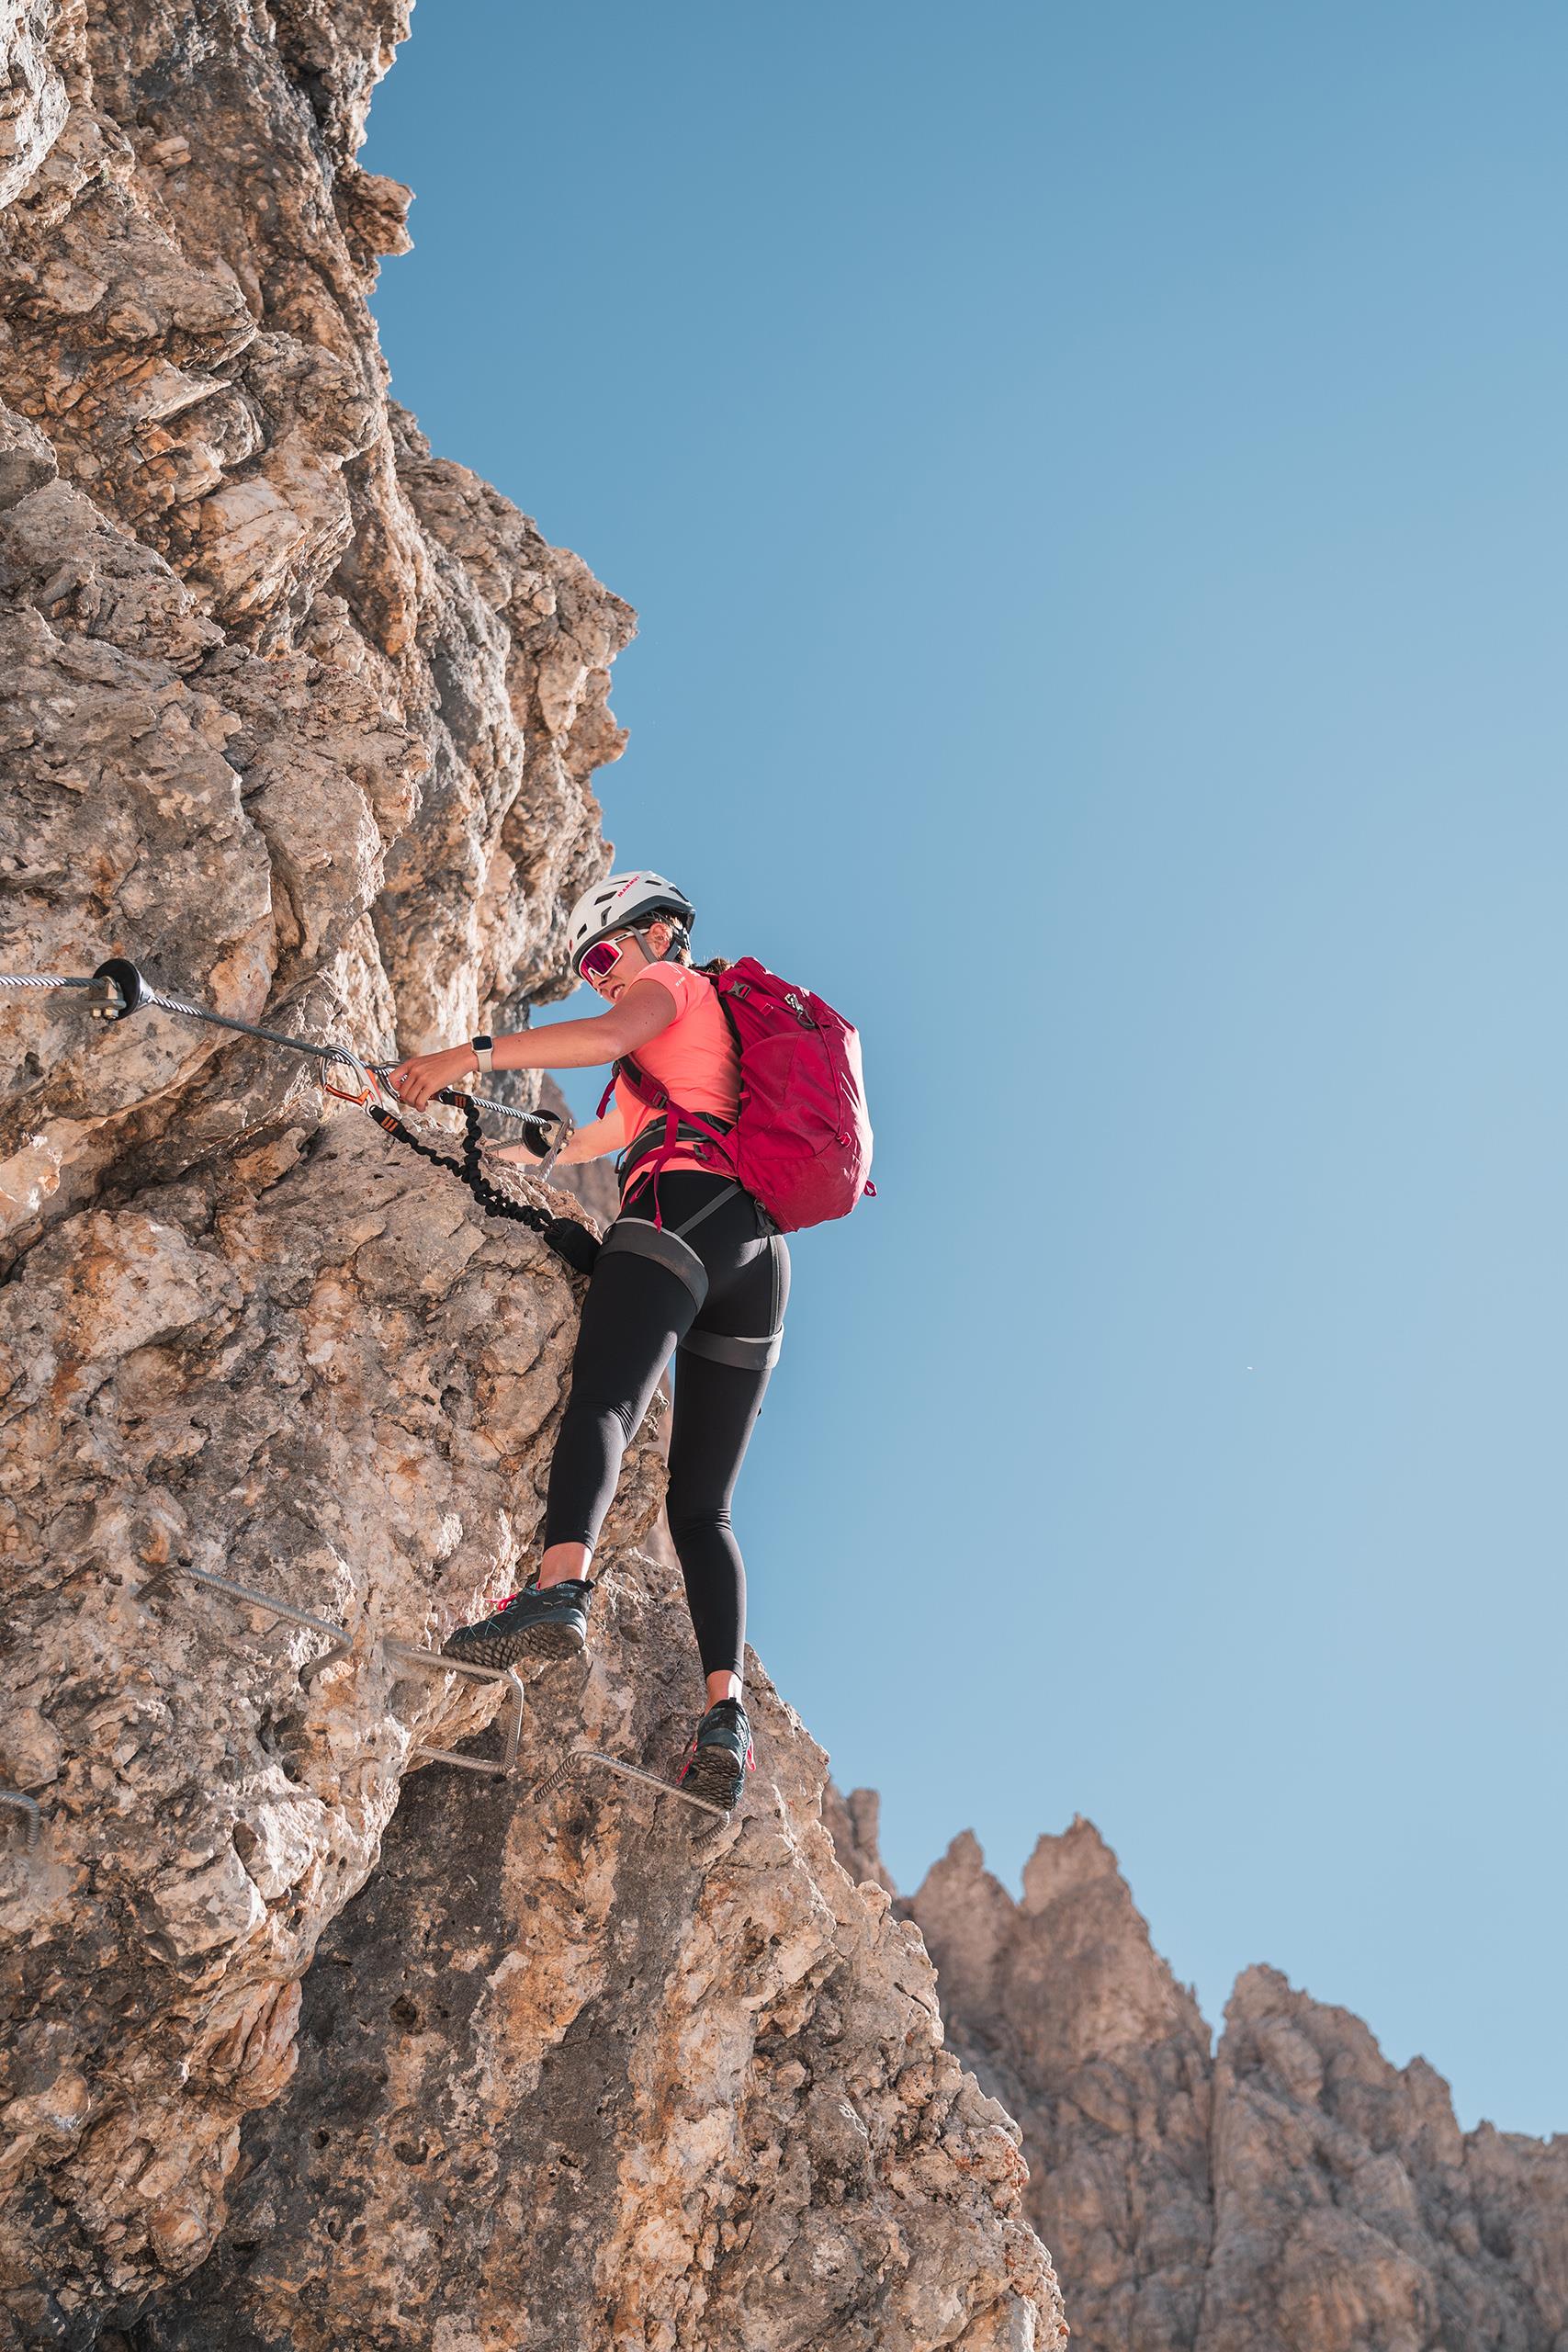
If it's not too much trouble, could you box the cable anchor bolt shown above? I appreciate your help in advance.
[87,957,148,1022]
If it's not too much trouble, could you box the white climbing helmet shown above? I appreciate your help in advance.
[565,869,695,974]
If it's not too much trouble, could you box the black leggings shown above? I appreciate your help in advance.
[542,1173,790,1679]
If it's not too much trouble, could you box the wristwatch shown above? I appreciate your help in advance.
[470,1033,494,1075]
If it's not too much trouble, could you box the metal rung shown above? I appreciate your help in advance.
[381,1642,525,1777]
[137,1569,525,1778]
[0,1789,42,1849]
[139,1562,352,1683]
[528,1744,729,1827]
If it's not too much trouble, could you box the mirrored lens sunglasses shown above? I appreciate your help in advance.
[580,933,633,983]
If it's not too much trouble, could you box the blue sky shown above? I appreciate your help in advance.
[365,3,1568,2134]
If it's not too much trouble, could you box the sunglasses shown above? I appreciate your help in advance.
[580,932,636,983]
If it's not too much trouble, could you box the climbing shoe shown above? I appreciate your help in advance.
[678,1697,754,1814]
[441,1579,592,1669]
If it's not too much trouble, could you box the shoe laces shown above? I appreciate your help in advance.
[717,1707,755,1773]
[679,1703,755,1780]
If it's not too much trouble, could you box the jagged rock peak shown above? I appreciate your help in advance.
[832,1785,1568,2352]
[1020,1814,1123,1907]
[820,1781,897,1897]
[912,1817,1207,2069]
[1199,1961,1568,2352]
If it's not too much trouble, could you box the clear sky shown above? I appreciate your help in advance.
[365,3,1568,2135]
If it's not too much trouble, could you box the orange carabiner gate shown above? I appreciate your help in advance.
[320,1054,382,1108]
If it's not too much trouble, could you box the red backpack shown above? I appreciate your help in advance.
[598,957,874,1233]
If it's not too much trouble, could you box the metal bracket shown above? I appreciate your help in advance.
[136,1572,525,1779]
[139,1562,352,1684]
[534,1111,570,1184]
[0,1788,42,1850]
[381,1642,525,1776]
[89,957,146,1021]
[527,1744,729,1828]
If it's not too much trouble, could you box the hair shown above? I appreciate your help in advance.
[642,914,731,976]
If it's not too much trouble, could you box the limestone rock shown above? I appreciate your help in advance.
[909,1820,1213,2352]
[139,1626,1065,2352]
[0,1115,622,2335]
[1199,1965,1568,2352]
[0,0,65,209]
[0,4,1065,2346]
[0,398,53,509]
[823,1781,897,1898]
[0,0,634,1270]
[843,1798,1568,2352]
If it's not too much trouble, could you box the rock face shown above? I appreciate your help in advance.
[908,1824,1213,2352]
[0,0,631,1268]
[1201,1965,1568,2352]
[138,1625,1059,2352]
[839,1808,1568,2352]
[0,7,1066,2349]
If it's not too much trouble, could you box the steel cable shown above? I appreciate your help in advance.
[0,961,600,1272]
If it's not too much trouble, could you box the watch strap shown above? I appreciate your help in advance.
[471,1033,494,1074]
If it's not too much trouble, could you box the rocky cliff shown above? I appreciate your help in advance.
[832,1808,1568,2352]
[0,6,1065,2348]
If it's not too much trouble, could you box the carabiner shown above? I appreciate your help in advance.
[320,1051,381,1108]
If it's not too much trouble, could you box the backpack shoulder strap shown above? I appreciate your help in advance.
[615,1051,669,1109]
[709,985,744,1056]
[597,1054,665,1120]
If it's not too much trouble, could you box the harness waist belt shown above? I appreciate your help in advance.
[617,1113,734,1186]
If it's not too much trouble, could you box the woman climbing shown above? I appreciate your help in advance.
[386,871,785,1813]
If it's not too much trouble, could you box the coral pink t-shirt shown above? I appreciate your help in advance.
[615,964,740,1178]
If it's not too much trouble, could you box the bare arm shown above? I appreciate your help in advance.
[558,1102,628,1164]
[495,1101,627,1169]
[494,979,677,1072]
[387,978,677,1111]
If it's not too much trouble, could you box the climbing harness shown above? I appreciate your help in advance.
[527,1744,729,1832]
[0,959,599,1272]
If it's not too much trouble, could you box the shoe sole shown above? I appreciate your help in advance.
[680,1747,745,1815]
[442,1620,587,1670]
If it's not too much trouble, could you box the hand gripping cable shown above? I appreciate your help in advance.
[0,958,600,1273]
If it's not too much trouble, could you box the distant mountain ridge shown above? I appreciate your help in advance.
[828,1792,1568,2351]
